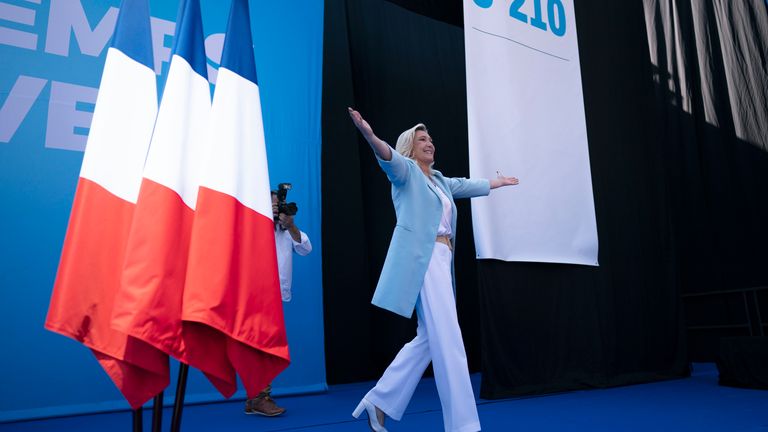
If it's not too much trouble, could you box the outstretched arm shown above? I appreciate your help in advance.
[490,174,519,189]
[348,107,392,161]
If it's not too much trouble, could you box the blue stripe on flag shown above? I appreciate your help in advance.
[111,0,154,69]
[220,0,258,85]
[171,0,208,79]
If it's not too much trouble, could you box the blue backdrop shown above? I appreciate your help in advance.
[0,0,324,421]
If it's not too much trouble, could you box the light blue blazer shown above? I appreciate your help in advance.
[374,149,490,318]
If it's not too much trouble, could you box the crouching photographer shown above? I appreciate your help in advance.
[245,183,312,417]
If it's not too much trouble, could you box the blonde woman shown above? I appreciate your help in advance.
[348,108,518,432]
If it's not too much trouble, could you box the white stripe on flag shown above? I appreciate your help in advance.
[201,67,271,220]
[141,54,210,208]
[79,47,157,203]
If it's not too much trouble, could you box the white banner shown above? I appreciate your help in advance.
[464,0,599,266]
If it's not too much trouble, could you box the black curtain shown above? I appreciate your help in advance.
[321,0,768,397]
[643,0,768,360]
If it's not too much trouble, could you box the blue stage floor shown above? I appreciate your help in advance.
[2,364,766,431]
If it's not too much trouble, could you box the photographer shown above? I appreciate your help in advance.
[245,184,312,417]
[271,184,313,302]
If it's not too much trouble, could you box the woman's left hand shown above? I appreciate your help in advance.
[490,175,519,189]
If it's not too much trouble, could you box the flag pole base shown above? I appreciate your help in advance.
[132,407,142,432]
[151,392,164,432]
[170,363,190,432]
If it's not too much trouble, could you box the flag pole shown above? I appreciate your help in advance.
[170,363,190,432]
[132,407,142,432]
[151,392,164,432]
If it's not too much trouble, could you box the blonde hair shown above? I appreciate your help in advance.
[395,123,428,159]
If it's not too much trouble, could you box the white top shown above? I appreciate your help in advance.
[274,226,312,302]
[434,183,453,237]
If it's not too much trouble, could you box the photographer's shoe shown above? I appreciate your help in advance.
[244,396,286,417]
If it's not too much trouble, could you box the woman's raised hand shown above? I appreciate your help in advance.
[348,107,374,138]
[347,107,392,161]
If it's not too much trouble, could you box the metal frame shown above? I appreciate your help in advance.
[682,286,767,336]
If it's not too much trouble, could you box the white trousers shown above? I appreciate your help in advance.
[365,242,481,432]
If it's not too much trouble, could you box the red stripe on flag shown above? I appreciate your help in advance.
[114,178,237,397]
[114,178,194,356]
[183,186,289,397]
[45,178,169,409]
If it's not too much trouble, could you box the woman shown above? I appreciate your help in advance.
[348,108,519,432]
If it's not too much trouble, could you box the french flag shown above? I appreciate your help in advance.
[182,0,290,398]
[44,0,169,409]
[111,0,237,398]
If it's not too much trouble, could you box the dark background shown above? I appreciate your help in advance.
[321,0,768,398]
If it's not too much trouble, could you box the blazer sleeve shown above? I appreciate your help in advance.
[445,177,491,199]
[376,146,410,186]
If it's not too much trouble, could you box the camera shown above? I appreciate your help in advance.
[275,183,298,217]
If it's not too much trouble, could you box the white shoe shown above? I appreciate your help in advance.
[352,398,387,432]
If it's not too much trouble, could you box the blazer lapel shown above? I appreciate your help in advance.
[425,173,444,199]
